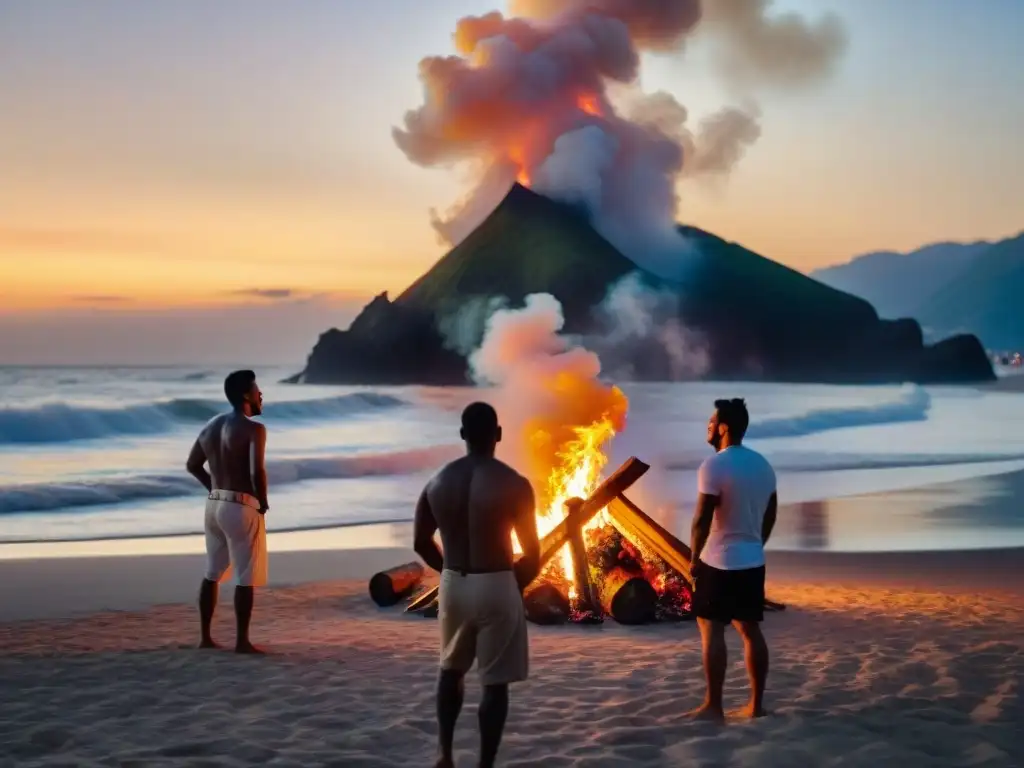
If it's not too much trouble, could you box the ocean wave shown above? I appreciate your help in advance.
[0,392,408,445]
[0,444,462,515]
[662,451,1024,474]
[746,385,931,440]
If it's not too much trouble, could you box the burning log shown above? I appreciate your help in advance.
[405,456,650,615]
[597,566,658,625]
[607,495,693,581]
[566,505,602,620]
[607,494,786,613]
[368,561,425,607]
[536,457,650,569]
[523,582,570,625]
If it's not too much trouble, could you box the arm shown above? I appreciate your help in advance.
[690,458,719,565]
[413,488,445,573]
[250,423,269,513]
[690,493,717,565]
[186,438,212,493]
[512,480,540,591]
[762,492,778,545]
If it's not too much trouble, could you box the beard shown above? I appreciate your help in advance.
[250,400,263,417]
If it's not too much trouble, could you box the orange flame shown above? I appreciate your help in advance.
[502,95,601,187]
[513,379,627,595]
[577,93,602,117]
[508,143,531,186]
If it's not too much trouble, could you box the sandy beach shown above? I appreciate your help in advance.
[1,533,1022,768]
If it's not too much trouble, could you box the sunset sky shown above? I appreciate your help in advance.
[1,0,1022,364]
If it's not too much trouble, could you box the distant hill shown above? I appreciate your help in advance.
[812,233,1024,349]
[811,241,990,319]
[915,233,1024,350]
[294,184,994,385]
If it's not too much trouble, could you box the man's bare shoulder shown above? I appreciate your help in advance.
[426,457,467,488]
[487,459,533,494]
[198,413,228,439]
[430,457,527,486]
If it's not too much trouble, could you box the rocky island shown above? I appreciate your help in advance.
[291,185,994,386]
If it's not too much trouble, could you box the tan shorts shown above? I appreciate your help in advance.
[204,490,268,587]
[439,569,528,686]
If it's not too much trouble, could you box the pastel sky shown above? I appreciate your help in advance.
[1,0,1021,364]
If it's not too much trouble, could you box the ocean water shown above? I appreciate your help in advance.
[2,366,1024,551]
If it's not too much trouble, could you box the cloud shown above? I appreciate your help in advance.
[231,288,299,301]
[71,295,132,304]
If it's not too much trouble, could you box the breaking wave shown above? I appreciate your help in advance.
[662,451,1024,474]
[746,385,931,440]
[0,392,409,445]
[0,444,462,515]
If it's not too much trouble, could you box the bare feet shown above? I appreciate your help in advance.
[731,702,768,719]
[686,702,726,724]
[234,641,266,655]
[198,638,222,650]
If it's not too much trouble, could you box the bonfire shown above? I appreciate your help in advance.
[370,410,709,626]
[368,412,786,625]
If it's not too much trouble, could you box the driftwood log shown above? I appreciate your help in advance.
[368,561,425,607]
[405,456,651,615]
[597,566,658,625]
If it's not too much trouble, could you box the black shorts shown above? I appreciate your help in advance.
[691,562,765,624]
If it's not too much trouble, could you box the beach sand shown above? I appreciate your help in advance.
[1,541,1022,768]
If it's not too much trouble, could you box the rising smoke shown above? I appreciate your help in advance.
[394,0,846,281]
[590,272,710,380]
[469,293,628,484]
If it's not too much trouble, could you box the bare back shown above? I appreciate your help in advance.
[426,456,533,573]
[198,412,264,495]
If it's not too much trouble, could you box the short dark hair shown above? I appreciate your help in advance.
[461,401,499,445]
[714,398,749,440]
[224,370,257,408]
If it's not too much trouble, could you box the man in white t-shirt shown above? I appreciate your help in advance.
[689,398,777,722]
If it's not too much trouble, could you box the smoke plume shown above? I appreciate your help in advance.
[588,272,710,380]
[394,0,846,280]
[469,293,628,490]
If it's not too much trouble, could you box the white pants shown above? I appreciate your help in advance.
[204,490,268,587]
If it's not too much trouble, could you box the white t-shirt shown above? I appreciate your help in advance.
[697,445,777,571]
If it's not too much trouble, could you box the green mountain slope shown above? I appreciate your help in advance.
[397,184,641,330]
[677,226,888,379]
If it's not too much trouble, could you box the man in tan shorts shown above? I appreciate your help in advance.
[414,402,541,768]
[186,369,269,654]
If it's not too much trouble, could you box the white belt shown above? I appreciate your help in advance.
[209,489,261,511]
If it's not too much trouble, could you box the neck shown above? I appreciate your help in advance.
[718,438,740,452]
[466,446,495,460]
[234,405,251,418]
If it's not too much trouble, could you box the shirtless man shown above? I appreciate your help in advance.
[186,369,269,654]
[413,402,541,768]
